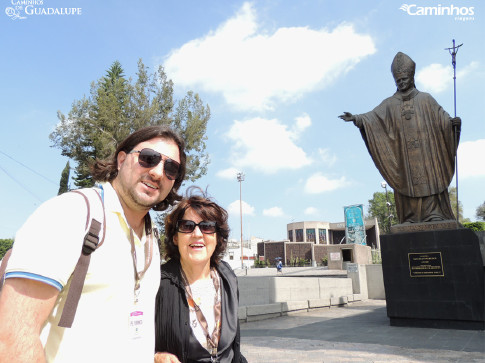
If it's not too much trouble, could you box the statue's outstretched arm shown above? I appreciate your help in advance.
[338,112,355,122]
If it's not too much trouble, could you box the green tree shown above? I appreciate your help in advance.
[57,161,71,195]
[50,59,210,189]
[462,221,485,231]
[476,201,485,221]
[366,190,397,234]
[155,210,170,259]
[448,186,466,222]
[0,239,14,260]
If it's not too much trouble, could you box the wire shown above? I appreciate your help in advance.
[0,150,57,185]
[0,164,43,202]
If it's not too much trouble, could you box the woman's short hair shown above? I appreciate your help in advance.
[91,125,186,211]
[164,187,229,265]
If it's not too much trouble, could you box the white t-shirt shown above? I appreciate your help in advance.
[6,183,160,362]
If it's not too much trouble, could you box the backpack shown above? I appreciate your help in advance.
[0,187,106,328]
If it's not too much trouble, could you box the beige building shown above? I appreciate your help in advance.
[286,218,381,249]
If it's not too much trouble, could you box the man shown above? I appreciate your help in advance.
[0,125,186,362]
[339,52,461,224]
[276,260,283,274]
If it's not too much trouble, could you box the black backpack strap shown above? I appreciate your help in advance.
[58,188,105,328]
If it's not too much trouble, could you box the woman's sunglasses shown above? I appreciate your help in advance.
[129,148,180,181]
[176,220,217,234]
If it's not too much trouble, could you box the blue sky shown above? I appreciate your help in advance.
[1,0,484,241]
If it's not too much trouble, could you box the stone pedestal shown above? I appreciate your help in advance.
[390,220,459,234]
[381,228,484,330]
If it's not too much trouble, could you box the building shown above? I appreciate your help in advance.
[286,218,381,249]
[256,218,381,267]
[222,237,262,270]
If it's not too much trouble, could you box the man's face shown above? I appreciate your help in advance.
[114,137,180,213]
[394,75,413,92]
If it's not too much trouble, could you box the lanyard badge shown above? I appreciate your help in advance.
[129,310,144,339]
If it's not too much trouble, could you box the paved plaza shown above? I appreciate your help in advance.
[240,300,485,363]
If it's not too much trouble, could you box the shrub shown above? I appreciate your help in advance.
[0,239,14,260]
[463,222,485,232]
[298,258,309,266]
[371,248,382,264]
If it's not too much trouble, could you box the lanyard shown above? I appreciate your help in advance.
[129,213,154,303]
[180,267,221,359]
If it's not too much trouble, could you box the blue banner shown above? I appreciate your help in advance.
[344,205,366,245]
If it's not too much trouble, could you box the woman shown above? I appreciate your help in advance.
[155,188,246,363]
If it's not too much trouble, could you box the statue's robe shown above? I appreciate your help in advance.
[354,88,459,223]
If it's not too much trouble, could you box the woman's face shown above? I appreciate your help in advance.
[174,208,218,267]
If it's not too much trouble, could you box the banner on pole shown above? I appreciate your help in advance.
[344,204,366,245]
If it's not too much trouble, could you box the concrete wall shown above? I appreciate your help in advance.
[365,264,385,299]
[236,265,385,321]
[237,276,272,306]
[346,264,368,300]
[238,276,353,306]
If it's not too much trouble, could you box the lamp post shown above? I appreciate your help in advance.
[237,172,245,269]
[381,181,394,233]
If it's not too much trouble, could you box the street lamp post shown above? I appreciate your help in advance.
[237,172,245,269]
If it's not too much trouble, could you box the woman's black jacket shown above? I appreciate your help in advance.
[155,259,246,363]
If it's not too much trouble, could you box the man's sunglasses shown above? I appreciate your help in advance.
[176,220,217,234]
[129,148,180,181]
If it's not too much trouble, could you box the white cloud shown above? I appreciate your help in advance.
[216,167,240,180]
[304,207,318,216]
[227,200,255,216]
[163,2,376,111]
[304,173,350,194]
[416,63,450,93]
[291,113,311,136]
[226,117,311,174]
[458,139,485,179]
[416,61,479,94]
[457,61,479,79]
[263,207,284,217]
[318,148,337,166]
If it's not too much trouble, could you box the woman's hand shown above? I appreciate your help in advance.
[154,352,181,363]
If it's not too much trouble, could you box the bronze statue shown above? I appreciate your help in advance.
[339,52,461,224]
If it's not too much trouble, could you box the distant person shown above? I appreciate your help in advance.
[155,187,247,363]
[276,260,283,273]
[339,52,461,224]
[0,125,186,362]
